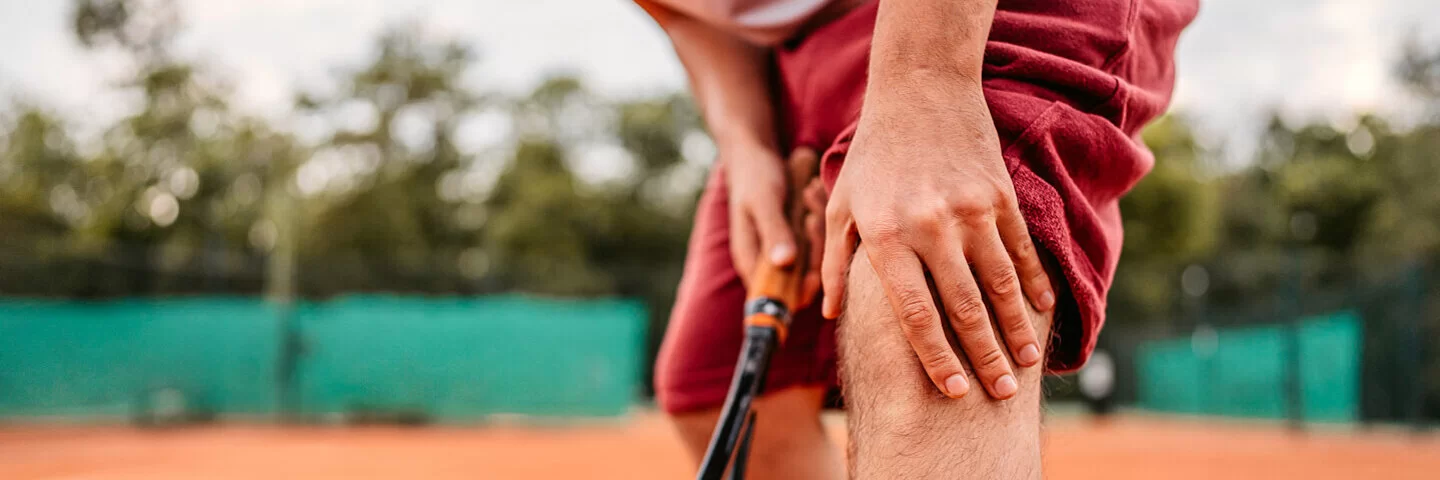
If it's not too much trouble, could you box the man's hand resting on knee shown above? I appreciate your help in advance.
[819,0,1056,401]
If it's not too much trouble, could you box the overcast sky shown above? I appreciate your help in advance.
[2,0,1439,160]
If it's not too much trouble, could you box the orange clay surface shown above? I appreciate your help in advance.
[2,413,1437,479]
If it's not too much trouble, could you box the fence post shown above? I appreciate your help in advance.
[1284,212,1318,431]
[265,183,303,422]
[1403,263,1426,432]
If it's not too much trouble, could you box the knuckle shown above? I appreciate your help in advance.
[1005,317,1034,338]
[911,216,942,236]
[896,297,935,332]
[994,190,1019,210]
[958,207,997,227]
[921,199,953,220]
[974,348,1010,372]
[917,346,955,372]
[1027,267,1051,286]
[902,200,949,230]
[999,303,1033,330]
[896,202,933,224]
[949,297,988,331]
[949,190,993,217]
[988,270,1021,297]
[1015,238,1037,259]
[868,222,905,244]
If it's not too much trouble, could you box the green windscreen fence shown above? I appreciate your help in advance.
[0,295,646,420]
[294,296,646,418]
[0,298,281,418]
[1136,312,1361,422]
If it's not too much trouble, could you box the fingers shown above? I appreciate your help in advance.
[820,199,857,320]
[729,203,758,284]
[970,227,1042,368]
[921,238,1018,400]
[997,206,1054,312]
[750,194,796,268]
[799,201,825,305]
[803,181,828,272]
[799,180,828,300]
[867,246,971,398]
[802,179,827,219]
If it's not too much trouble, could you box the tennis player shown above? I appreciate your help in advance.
[639,0,1197,477]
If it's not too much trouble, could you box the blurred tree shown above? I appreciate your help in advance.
[1370,39,1440,267]
[73,0,180,60]
[294,23,484,294]
[0,108,83,263]
[1194,114,1392,311]
[1398,37,1440,115]
[484,137,612,294]
[0,0,305,296]
[489,78,702,392]
[1109,115,1219,325]
[75,0,300,294]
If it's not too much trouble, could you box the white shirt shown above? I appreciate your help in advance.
[643,0,864,45]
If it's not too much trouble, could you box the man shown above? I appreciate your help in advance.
[639,0,1196,477]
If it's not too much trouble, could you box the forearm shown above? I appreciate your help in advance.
[864,0,997,117]
[638,1,778,152]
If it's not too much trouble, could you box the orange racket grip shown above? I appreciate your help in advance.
[743,147,821,343]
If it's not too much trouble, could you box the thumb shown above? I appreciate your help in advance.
[750,201,797,267]
[797,205,825,308]
[820,199,857,320]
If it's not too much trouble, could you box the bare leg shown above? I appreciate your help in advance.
[840,246,1053,479]
[669,385,845,480]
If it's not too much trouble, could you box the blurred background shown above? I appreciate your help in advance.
[1,0,1438,478]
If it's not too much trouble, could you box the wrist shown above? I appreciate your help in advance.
[859,75,991,139]
[719,148,782,174]
[870,52,984,89]
[864,0,994,114]
[714,130,780,164]
[865,67,985,113]
[711,124,776,153]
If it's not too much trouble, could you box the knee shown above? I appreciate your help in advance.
[838,247,1049,477]
[837,249,944,421]
[838,247,1051,421]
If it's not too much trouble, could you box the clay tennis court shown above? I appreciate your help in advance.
[3,412,1436,479]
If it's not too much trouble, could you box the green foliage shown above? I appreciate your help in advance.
[72,0,180,61]
[290,23,484,294]
[1398,37,1440,110]
[1113,41,1440,325]
[1112,115,1219,322]
[0,108,80,252]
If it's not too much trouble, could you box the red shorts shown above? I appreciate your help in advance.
[654,0,1197,413]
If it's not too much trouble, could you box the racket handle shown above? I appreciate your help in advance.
[743,148,821,341]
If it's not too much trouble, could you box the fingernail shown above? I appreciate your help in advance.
[995,374,1018,397]
[945,374,969,397]
[1038,290,1055,310]
[770,244,794,263]
[1018,344,1041,365]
